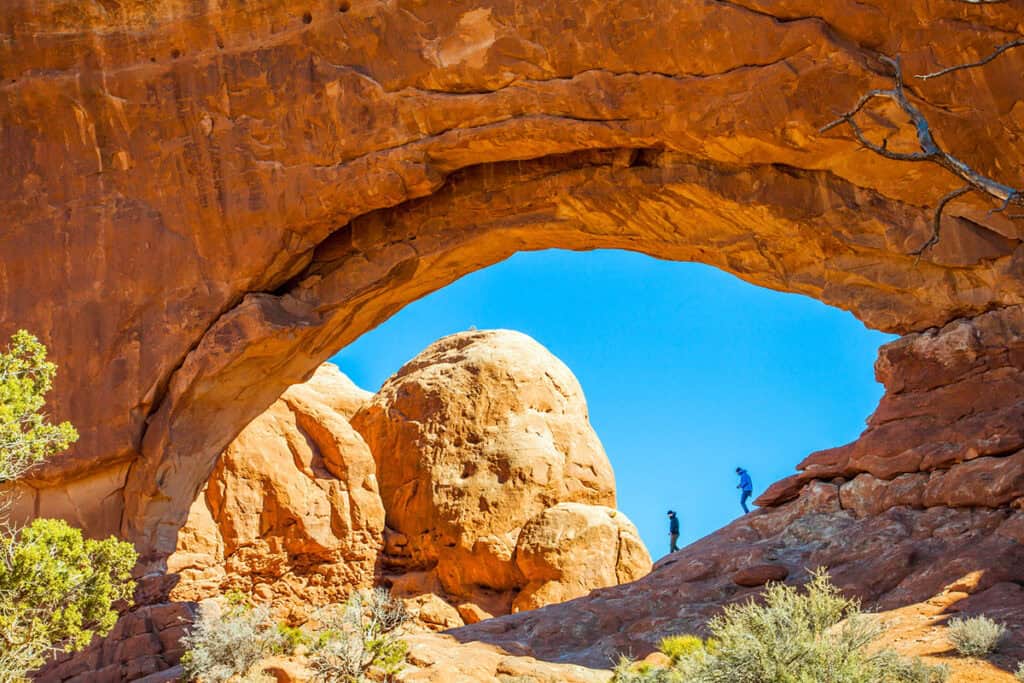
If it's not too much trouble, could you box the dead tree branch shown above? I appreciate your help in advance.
[917,39,1024,80]
[821,55,1023,255]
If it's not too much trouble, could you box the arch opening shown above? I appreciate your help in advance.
[158,247,898,636]
[118,148,1016,566]
[329,248,894,553]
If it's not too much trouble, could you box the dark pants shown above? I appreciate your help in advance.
[740,489,752,513]
[669,533,680,553]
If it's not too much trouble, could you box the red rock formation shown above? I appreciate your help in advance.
[758,305,1024,508]
[2,1,1023,566]
[351,330,649,618]
[5,1,1024,679]
[165,331,648,622]
[166,363,384,620]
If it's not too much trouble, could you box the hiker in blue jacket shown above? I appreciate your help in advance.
[667,510,680,553]
[736,467,753,513]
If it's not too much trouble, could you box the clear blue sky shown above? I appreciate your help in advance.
[330,249,894,559]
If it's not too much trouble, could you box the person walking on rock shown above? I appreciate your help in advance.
[736,467,753,513]
[667,510,680,553]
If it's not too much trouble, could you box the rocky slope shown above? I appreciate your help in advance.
[437,306,1024,673]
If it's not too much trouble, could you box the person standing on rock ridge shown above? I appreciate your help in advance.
[736,467,753,513]
[667,510,680,553]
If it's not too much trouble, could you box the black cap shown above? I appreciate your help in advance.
[667,510,675,515]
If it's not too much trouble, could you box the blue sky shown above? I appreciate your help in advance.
[331,249,894,559]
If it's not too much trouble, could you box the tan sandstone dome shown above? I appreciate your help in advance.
[513,502,650,613]
[351,329,633,614]
[167,364,384,620]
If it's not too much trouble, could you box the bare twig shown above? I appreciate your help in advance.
[911,185,972,257]
[917,39,1024,80]
[821,55,1023,254]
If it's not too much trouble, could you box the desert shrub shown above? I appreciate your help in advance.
[179,597,287,683]
[0,332,137,683]
[611,655,676,683]
[0,330,77,484]
[946,615,1006,658]
[658,635,706,664]
[308,588,410,683]
[0,518,136,681]
[1014,660,1024,681]
[276,623,310,653]
[612,570,948,683]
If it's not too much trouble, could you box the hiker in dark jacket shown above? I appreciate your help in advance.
[736,467,753,513]
[667,510,680,553]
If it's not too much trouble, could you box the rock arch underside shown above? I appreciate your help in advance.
[3,0,1024,679]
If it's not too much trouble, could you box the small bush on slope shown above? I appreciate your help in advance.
[308,588,410,683]
[658,635,706,665]
[0,519,136,682]
[180,595,287,683]
[1014,660,1024,681]
[946,615,1006,658]
[612,570,948,683]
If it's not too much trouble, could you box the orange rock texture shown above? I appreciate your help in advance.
[2,1,1023,567]
[37,330,652,680]
[352,330,645,616]
[169,331,648,621]
[166,363,385,620]
[4,0,1024,680]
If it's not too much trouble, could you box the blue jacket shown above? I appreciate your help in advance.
[738,470,752,492]
[669,516,679,534]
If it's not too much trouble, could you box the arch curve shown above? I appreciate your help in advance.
[2,0,1022,564]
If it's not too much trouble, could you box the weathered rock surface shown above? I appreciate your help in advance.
[7,3,1024,678]
[3,1,1024,564]
[450,484,1024,668]
[161,332,648,629]
[351,330,631,613]
[167,363,384,620]
[758,306,1024,508]
[36,603,196,683]
[513,502,650,613]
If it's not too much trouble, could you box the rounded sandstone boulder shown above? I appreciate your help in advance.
[351,329,617,602]
[513,502,652,612]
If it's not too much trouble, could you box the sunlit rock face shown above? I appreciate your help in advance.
[6,0,1024,679]
[2,1,1023,564]
[38,333,651,680]
[166,363,385,622]
[166,332,649,624]
[351,330,647,616]
[165,331,647,626]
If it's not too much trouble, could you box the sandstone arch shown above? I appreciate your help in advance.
[2,1,1023,567]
